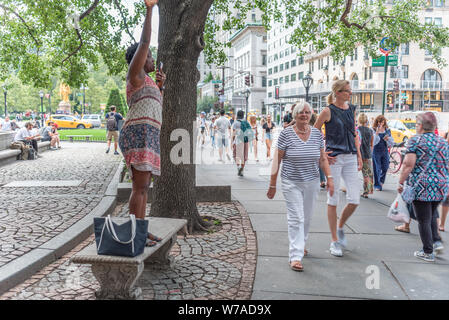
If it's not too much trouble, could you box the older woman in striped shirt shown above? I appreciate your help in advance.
[267,102,334,272]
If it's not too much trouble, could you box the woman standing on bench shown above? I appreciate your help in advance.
[119,0,166,247]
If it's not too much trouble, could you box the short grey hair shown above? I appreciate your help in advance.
[417,112,437,132]
[292,101,312,119]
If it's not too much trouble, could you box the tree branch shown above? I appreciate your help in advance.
[0,4,41,54]
[339,0,411,30]
[62,0,100,64]
[113,0,137,44]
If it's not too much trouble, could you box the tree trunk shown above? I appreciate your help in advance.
[151,0,214,233]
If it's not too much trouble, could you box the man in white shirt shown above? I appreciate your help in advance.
[214,110,232,162]
[1,116,12,131]
[14,122,40,156]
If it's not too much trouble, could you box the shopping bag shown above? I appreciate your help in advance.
[388,194,411,224]
[94,214,148,257]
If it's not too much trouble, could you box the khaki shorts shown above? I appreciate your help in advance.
[107,130,119,141]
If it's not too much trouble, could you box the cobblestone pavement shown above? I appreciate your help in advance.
[0,202,257,300]
[0,142,121,268]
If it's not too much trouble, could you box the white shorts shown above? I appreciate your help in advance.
[327,153,361,206]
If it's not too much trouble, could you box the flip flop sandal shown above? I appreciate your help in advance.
[148,233,162,242]
[290,261,304,272]
[145,239,157,247]
[439,227,445,232]
[395,225,410,233]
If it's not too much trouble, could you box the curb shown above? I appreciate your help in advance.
[0,161,124,296]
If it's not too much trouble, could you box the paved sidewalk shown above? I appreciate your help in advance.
[196,155,449,300]
[1,134,449,300]
[0,142,121,294]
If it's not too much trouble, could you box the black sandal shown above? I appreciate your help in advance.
[145,238,157,247]
[148,233,162,242]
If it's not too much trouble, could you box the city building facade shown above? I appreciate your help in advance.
[265,0,449,114]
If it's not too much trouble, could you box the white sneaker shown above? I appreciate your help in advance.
[337,228,347,248]
[330,241,343,257]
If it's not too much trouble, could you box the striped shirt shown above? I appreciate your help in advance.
[277,126,324,182]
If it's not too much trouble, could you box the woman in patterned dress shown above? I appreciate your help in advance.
[119,0,166,246]
[398,112,449,262]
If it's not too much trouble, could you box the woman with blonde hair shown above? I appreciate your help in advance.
[249,115,259,162]
[357,113,376,198]
[314,80,363,257]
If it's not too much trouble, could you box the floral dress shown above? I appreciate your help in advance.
[119,75,162,178]
[405,133,449,202]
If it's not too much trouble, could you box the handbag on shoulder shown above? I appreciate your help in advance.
[94,214,148,257]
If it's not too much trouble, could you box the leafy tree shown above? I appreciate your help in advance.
[2,0,449,232]
[203,71,214,83]
[197,95,218,114]
[106,88,127,116]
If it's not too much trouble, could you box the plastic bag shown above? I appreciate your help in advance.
[388,194,411,224]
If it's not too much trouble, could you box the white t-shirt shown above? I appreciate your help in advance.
[1,120,11,131]
[215,116,231,137]
[14,127,32,142]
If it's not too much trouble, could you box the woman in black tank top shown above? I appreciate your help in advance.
[314,80,363,258]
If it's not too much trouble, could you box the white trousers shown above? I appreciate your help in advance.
[282,178,320,262]
[327,153,361,206]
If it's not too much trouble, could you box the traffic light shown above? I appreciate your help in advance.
[245,75,250,87]
[275,86,280,99]
[394,79,399,92]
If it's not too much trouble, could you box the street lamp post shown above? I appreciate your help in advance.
[80,84,88,115]
[47,93,51,115]
[244,89,250,120]
[39,91,44,127]
[3,86,7,117]
[302,72,314,105]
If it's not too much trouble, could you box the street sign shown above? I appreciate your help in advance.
[372,55,398,67]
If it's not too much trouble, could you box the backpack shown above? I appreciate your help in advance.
[27,148,36,160]
[238,120,254,143]
[107,112,117,131]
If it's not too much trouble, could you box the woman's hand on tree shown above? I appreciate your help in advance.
[144,0,158,8]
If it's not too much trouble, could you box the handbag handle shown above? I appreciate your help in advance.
[104,214,137,253]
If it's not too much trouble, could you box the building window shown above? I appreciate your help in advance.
[285,62,290,70]
[285,76,289,83]
[280,64,284,72]
[299,72,304,80]
[274,79,278,85]
[285,49,290,57]
[291,59,297,67]
[401,43,409,55]
[268,68,272,75]
[291,46,296,53]
[274,54,278,61]
[274,66,278,73]
[291,73,296,81]
[262,54,267,66]
[280,51,284,58]
[298,56,304,65]
[268,80,272,87]
[391,65,409,79]
[262,76,267,87]
[280,77,284,84]
[251,13,256,22]
[268,92,273,98]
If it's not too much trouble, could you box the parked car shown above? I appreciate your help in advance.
[46,115,92,129]
[82,114,102,128]
[388,119,416,143]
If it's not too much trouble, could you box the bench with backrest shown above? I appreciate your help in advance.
[71,217,187,300]
[66,135,93,142]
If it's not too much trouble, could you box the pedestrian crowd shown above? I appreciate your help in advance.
[263,79,448,270]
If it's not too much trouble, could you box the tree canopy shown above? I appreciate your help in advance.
[1,0,448,91]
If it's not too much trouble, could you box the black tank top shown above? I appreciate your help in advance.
[324,104,357,157]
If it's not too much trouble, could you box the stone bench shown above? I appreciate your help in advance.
[66,135,93,142]
[71,217,187,300]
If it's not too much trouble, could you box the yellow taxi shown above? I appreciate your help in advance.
[387,119,416,143]
[46,114,93,129]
